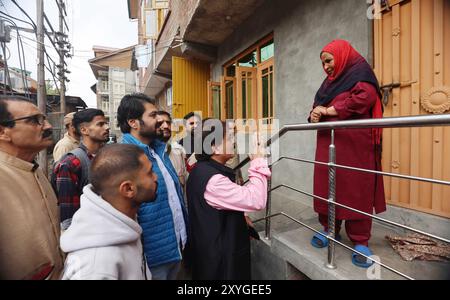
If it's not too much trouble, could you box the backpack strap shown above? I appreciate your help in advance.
[69,147,91,193]
[50,146,92,202]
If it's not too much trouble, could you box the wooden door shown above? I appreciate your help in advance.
[220,76,236,120]
[236,66,257,121]
[207,81,221,119]
[257,57,275,125]
[374,0,450,218]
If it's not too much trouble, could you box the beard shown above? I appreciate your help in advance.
[140,129,158,139]
[92,135,109,143]
[139,120,158,140]
[136,181,158,204]
[159,130,171,142]
[156,129,166,140]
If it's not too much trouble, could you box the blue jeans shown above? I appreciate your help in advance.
[150,261,181,280]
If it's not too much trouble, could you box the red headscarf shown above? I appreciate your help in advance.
[321,40,361,81]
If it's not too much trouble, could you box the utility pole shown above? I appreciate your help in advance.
[1,42,10,94]
[57,0,66,116]
[0,19,11,94]
[36,0,47,174]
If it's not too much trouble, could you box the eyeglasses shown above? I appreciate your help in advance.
[1,114,48,127]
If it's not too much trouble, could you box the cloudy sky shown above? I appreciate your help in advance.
[1,0,137,107]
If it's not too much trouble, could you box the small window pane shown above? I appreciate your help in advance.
[145,10,157,38]
[247,77,252,118]
[238,51,257,67]
[242,79,247,118]
[154,0,168,8]
[226,64,236,77]
[212,86,221,119]
[166,86,172,107]
[260,40,274,62]
[269,72,273,118]
[262,75,269,118]
[226,81,234,119]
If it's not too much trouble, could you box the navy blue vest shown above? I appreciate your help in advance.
[186,159,250,280]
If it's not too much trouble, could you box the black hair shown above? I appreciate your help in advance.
[117,93,157,133]
[195,118,227,162]
[0,95,34,128]
[73,108,105,136]
[90,144,146,194]
[156,110,171,120]
[183,111,201,121]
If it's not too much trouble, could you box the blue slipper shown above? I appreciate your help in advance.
[311,230,341,248]
[352,245,374,268]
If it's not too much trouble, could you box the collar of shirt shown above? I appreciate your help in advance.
[0,150,38,172]
[122,133,167,157]
[65,132,80,145]
[76,143,95,160]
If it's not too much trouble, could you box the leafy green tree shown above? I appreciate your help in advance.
[46,80,59,95]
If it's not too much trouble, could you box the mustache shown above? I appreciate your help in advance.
[42,129,53,138]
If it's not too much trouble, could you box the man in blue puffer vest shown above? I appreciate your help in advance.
[117,93,188,280]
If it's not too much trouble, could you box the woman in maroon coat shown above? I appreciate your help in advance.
[309,40,386,268]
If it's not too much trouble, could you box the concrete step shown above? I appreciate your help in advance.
[249,201,450,280]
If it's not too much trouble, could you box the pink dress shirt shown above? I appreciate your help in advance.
[204,158,271,212]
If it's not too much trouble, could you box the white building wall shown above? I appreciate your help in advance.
[108,67,137,135]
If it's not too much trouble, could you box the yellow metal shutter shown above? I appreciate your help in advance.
[172,56,210,119]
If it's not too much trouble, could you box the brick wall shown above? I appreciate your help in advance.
[155,0,199,67]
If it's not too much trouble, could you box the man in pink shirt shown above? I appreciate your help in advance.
[186,119,270,280]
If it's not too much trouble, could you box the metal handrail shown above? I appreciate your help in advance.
[234,114,450,279]
[244,155,450,186]
[234,114,450,170]
[269,183,450,244]
[271,156,450,186]
[251,212,414,280]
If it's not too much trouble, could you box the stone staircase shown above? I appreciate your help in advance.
[249,192,450,280]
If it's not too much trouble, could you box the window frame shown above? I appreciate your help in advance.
[207,81,222,119]
[223,33,273,73]
[141,0,168,40]
[221,33,275,126]
[144,9,158,39]
[152,0,169,9]
[257,57,275,125]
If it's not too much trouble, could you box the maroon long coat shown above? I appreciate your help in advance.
[313,81,386,220]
